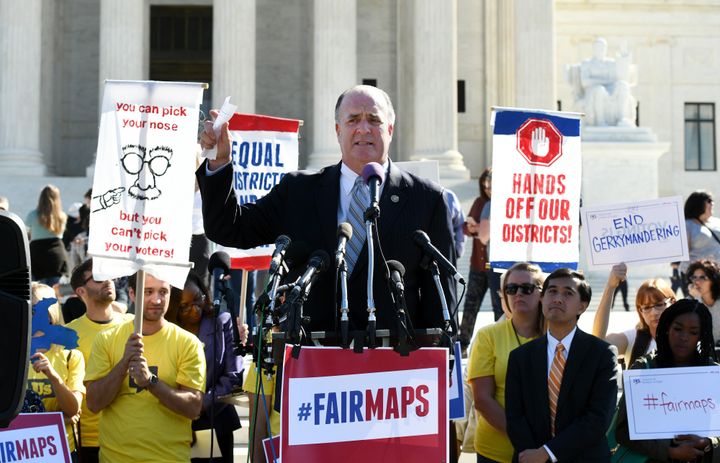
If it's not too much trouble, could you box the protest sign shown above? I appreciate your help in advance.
[489,108,582,272]
[449,341,465,420]
[623,366,720,440]
[88,80,204,288]
[0,413,71,462]
[580,196,688,268]
[280,346,447,462]
[218,114,300,270]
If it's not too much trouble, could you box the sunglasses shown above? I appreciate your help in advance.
[689,274,710,282]
[505,283,539,296]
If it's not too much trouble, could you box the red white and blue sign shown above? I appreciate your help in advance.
[0,413,72,462]
[219,114,300,270]
[280,346,448,462]
[490,107,582,273]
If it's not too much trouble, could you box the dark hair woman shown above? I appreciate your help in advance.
[168,272,243,462]
[616,299,719,462]
[681,190,720,288]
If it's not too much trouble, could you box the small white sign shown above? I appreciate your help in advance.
[580,196,688,269]
[623,365,720,440]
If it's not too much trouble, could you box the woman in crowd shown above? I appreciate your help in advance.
[459,167,493,351]
[682,191,720,290]
[592,263,676,367]
[616,299,719,461]
[168,272,243,463]
[468,262,545,463]
[28,283,84,459]
[26,184,69,286]
[686,259,720,343]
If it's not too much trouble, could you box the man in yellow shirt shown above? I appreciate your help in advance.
[66,259,134,463]
[85,272,206,462]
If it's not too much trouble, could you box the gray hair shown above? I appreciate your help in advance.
[334,85,396,125]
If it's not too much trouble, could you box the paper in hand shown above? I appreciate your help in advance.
[201,96,238,160]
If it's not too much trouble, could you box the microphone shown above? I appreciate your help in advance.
[208,251,231,309]
[269,235,292,274]
[412,230,465,285]
[286,250,331,304]
[386,260,406,293]
[361,162,385,214]
[335,222,353,266]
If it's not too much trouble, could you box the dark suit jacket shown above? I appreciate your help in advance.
[196,160,457,334]
[505,328,618,463]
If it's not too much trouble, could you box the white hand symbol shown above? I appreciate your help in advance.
[530,127,550,158]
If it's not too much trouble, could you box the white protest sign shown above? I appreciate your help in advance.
[623,365,720,440]
[0,413,71,462]
[88,80,204,288]
[580,196,688,269]
[489,107,582,272]
[218,114,300,270]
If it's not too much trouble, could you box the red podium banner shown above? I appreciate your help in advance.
[280,346,448,462]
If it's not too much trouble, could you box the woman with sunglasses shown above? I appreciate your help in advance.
[593,263,676,367]
[616,299,719,462]
[468,262,545,463]
[686,259,720,344]
[681,191,720,290]
[168,273,243,463]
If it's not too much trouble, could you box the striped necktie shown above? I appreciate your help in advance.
[548,342,566,436]
[345,176,369,274]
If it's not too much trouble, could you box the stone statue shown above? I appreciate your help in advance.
[566,38,637,127]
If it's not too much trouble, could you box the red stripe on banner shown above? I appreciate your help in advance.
[228,113,300,133]
[230,255,271,271]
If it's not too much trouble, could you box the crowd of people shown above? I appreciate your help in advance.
[7,82,720,463]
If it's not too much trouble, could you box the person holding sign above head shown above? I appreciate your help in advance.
[616,299,720,462]
[686,260,720,342]
[505,268,618,463]
[85,273,206,463]
[468,262,545,463]
[197,84,456,333]
[592,263,676,368]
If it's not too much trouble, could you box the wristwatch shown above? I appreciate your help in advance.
[148,373,159,388]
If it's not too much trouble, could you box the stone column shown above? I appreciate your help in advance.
[0,0,46,175]
[306,0,357,170]
[213,0,255,112]
[411,0,469,179]
[98,0,145,98]
[514,0,555,110]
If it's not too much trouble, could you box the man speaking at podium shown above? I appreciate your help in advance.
[197,85,456,334]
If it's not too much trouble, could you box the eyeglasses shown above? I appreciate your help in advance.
[505,283,539,296]
[82,275,102,286]
[178,296,206,313]
[689,274,710,282]
[639,298,672,314]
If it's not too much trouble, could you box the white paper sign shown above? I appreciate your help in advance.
[623,366,720,440]
[580,196,689,269]
[88,80,204,288]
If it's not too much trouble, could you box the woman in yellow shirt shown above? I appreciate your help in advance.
[467,262,545,463]
[27,283,85,457]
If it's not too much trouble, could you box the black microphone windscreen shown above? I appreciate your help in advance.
[386,259,406,277]
[208,251,231,273]
[275,234,291,248]
[337,222,353,240]
[361,162,385,185]
[412,229,430,246]
[308,249,331,273]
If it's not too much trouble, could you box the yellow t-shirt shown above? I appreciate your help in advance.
[26,345,86,452]
[243,361,281,435]
[467,318,535,463]
[65,313,133,447]
[85,321,206,463]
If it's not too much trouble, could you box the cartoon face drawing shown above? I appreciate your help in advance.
[121,145,173,200]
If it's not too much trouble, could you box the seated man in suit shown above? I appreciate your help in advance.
[505,268,618,463]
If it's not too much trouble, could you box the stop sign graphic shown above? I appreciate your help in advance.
[515,118,563,167]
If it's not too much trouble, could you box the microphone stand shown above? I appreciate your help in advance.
[390,279,414,356]
[425,259,457,380]
[338,258,350,348]
[364,207,380,349]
